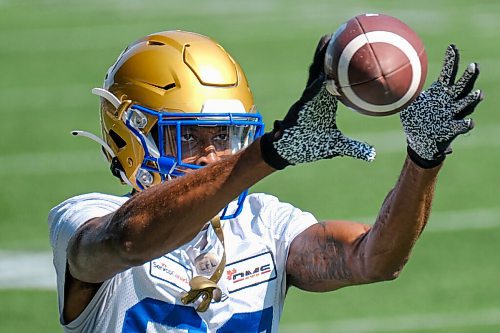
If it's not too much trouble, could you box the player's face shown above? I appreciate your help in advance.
[165,125,246,167]
[180,126,232,166]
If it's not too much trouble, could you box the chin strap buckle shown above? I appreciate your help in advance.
[181,216,226,312]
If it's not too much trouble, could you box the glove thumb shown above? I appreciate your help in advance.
[335,135,376,162]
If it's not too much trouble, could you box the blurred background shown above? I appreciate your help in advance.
[0,0,499,332]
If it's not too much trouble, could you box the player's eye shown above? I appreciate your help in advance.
[181,133,196,142]
[213,133,228,142]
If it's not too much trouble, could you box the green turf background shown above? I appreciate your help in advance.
[1,0,499,332]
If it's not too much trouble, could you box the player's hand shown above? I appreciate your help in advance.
[260,36,376,170]
[400,44,484,168]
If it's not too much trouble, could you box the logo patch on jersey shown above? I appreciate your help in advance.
[194,252,219,275]
[225,251,277,293]
[150,256,191,291]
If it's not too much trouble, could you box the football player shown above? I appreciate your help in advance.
[49,31,482,332]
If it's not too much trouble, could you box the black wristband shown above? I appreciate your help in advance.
[407,146,445,169]
[259,130,291,170]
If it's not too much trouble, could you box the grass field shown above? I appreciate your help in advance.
[1,0,499,332]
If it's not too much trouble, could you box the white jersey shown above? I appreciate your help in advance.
[48,192,318,333]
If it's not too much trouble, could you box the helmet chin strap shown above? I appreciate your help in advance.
[181,216,226,312]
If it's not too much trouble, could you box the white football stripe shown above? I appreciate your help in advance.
[339,31,422,113]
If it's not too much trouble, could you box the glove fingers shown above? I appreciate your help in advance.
[297,76,327,105]
[336,136,376,162]
[450,63,480,99]
[306,35,332,88]
[438,44,460,86]
[452,89,484,119]
[281,79,330,134]
[434,119,474,159]
[452,118,474,136]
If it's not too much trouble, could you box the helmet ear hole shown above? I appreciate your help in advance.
[109,130,127,149]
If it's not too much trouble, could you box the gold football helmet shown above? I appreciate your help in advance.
[74,30,263,219]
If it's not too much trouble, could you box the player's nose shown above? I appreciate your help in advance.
[195,146,220,166]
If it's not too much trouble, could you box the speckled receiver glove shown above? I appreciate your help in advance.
[400,45,484,168]
[260,36,376,170]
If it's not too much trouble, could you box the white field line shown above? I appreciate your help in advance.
[426,208,500,232]
[354,207,500,233]
[352,123,500,154]
[1,124,499,176]
[0,149,108,175]
[0,3,450,35]
[0,207,499,290]
[280,307,500,333]
[0,250,56,290]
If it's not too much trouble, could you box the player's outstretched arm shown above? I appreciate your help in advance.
[286,157,440,291]
[67,139,275,284]
[286,45,484,291]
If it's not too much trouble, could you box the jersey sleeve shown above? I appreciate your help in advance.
[48,193,129,315]
[251,193,318,248]
[248,193,318,265]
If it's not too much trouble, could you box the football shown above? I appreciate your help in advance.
[324,13,428,116]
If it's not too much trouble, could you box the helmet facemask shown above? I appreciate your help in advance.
[118,101,264,219]
[127,103,264,181]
